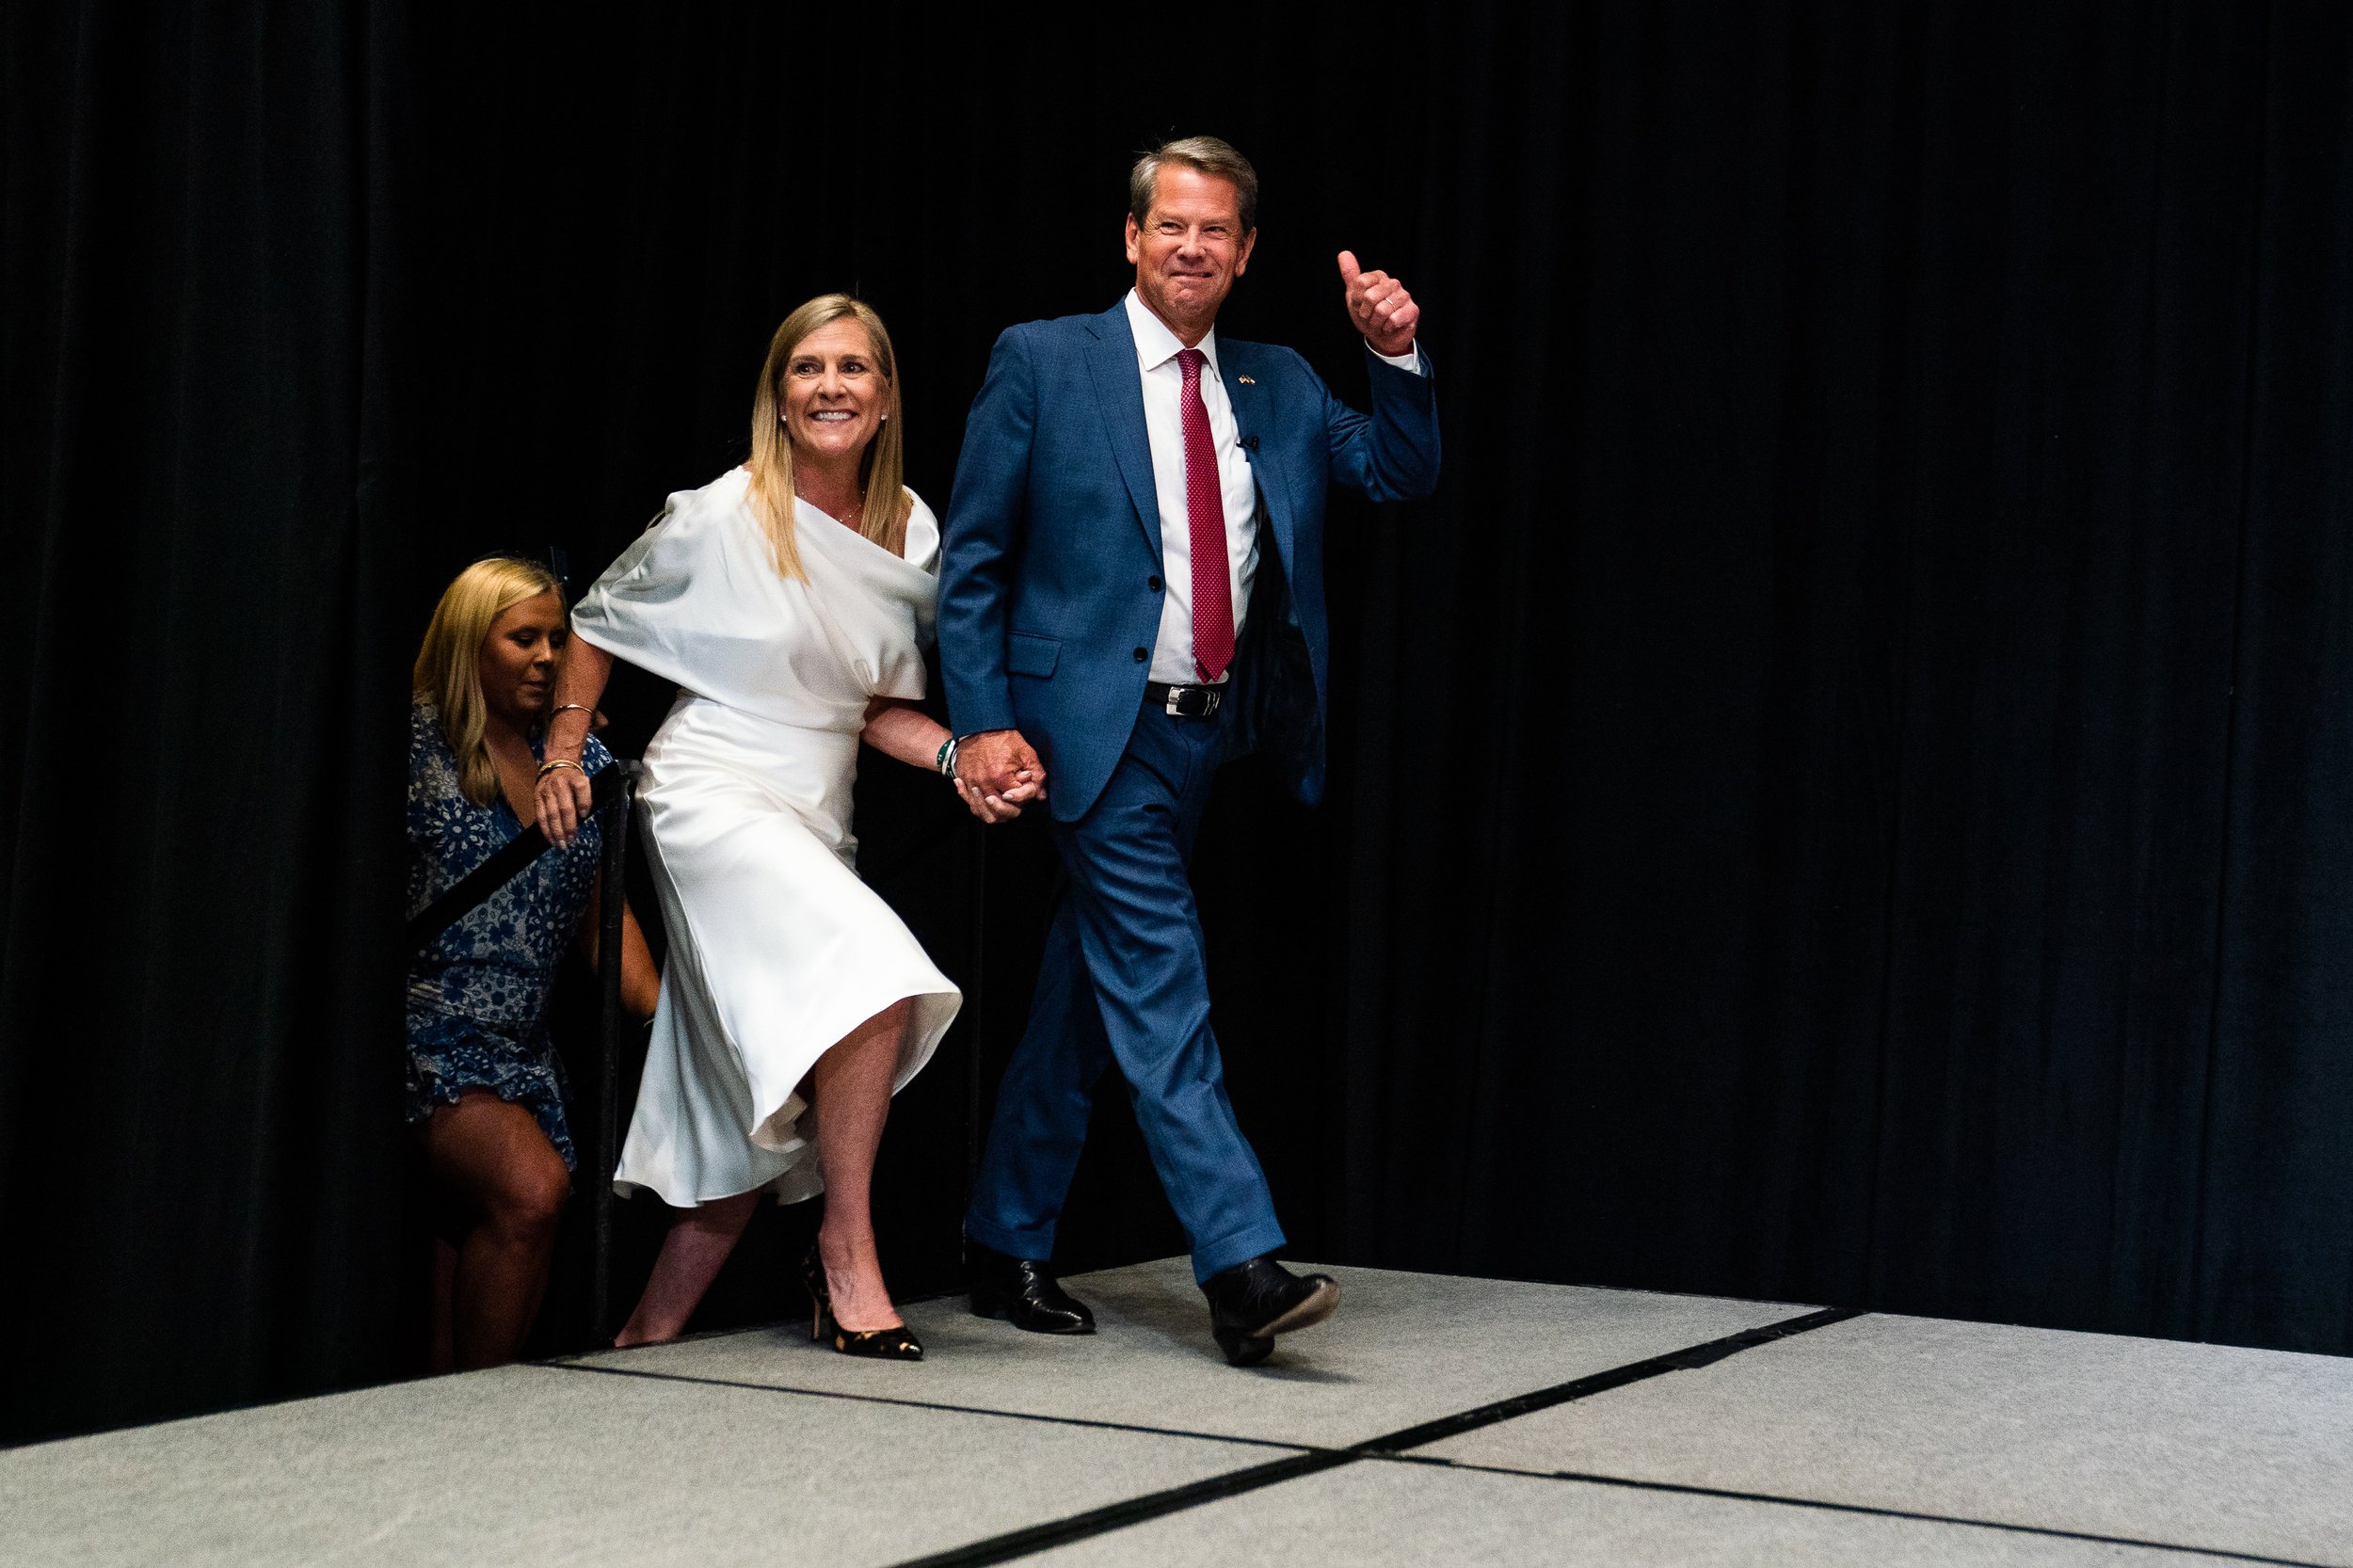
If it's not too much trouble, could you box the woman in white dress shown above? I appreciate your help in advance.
[534,296,1040,1359]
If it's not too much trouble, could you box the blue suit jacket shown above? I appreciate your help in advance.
[939,299,1441,822]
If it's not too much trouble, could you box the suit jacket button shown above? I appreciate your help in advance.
[1133,647,1148,662]
[1147,575,1162,591]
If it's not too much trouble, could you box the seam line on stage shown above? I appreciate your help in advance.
[536,1361,1319,1454]
[1372,1455,2336,1568]
[881,1304,1860,1568]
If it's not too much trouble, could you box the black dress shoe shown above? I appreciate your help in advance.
[1200,1256,1340,1367]
[968,1240,1096,1335]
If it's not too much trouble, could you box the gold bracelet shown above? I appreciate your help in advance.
[550,703,595,724]
[536,759,586,779]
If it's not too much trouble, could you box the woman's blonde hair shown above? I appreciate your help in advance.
[412,556,565,808]
[746,294,907,578]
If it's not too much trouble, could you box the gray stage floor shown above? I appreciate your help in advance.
[6,1258,2349,1567]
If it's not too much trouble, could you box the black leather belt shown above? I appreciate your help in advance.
[1145,680,1226,719]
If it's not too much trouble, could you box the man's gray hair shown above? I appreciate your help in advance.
[1128,136,1259,232]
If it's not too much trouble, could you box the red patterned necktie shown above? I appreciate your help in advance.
[1176,347,1235,682]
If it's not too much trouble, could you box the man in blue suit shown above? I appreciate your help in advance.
[939,136,1439,1366]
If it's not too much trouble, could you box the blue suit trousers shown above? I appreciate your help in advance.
[964,701,1286,1283]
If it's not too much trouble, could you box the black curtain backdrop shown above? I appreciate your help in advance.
[5,3,2349,1443]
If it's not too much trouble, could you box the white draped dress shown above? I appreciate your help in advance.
[571,468,960,1205]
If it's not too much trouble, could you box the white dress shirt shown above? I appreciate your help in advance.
[1127,291,1261,686]
[1125,289,1423,686]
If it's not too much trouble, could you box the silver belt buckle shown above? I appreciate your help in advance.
[1164,684,1223,718]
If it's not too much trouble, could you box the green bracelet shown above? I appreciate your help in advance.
[935,736,958,779]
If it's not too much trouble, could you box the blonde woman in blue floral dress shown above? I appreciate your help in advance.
[408,556,658,1369]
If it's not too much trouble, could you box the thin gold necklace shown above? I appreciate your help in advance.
[798,484,862,527]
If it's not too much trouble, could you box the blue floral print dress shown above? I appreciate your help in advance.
[405,697,612,1167]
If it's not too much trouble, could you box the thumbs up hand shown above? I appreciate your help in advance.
[1339,250,1420,360]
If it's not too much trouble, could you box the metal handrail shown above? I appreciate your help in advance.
[589,763,635,1340]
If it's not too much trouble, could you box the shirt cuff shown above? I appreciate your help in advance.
[1369,344,1424,375]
